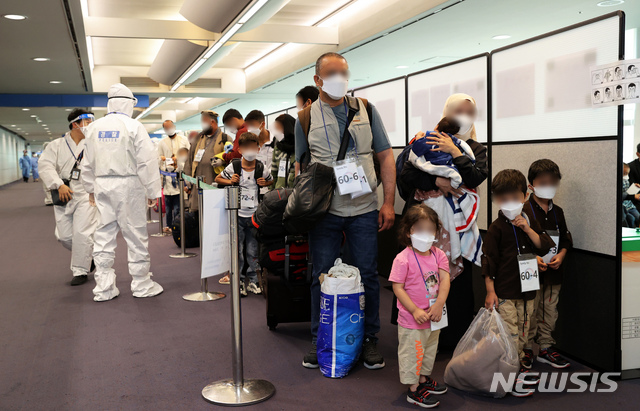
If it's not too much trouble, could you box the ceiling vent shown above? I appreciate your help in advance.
[120,77,160,88]
[145,114,163,121]
[185,78,222,89]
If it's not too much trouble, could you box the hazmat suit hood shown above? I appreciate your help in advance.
[107,83,138,117]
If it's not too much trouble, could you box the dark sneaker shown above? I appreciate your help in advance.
[239,282,247,297]
[407,388,440,408]
[521,349,534,369]
[418,376,447,395]
[519,366,540,385]
[90,260,96,273]
[510,381,534,397]
[362,338,385,369]
[538,347,570,369]
[302,344,319,369]
[70,275,88,286]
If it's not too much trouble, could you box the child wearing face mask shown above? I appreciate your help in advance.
[522,159,573,371]
[482,169,554,396]
[390,204,450,409]
[270,113,297,189]
[216,132,273,296]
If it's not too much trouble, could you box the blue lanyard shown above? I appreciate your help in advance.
[107,111,130,117]
[65,137,83,163]
[529,200,559,231]
[511,224,522,256]
[319,100,352,161]
[411,247,438,296]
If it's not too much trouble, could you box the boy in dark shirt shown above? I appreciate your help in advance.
[522,159,572,369]
[482,169,554,394]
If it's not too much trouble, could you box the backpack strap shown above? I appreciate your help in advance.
[231,158,242,184]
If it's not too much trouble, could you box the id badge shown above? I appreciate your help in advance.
[351,165,372,199]
[70,167,81,181]
[428,298,448,331]
[240,188,257,209]
[542,230,560,264]
[194,149,205,162]
[518,253,540,292]
[278,159,287,178]
[333,158,361,195]
[165,158,174,167]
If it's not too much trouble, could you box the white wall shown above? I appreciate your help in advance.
[0,128,26,186]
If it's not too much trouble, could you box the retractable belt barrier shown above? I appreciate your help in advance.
[201,186,275,406]
[182,175,226,302]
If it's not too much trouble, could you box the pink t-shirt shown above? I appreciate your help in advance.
[389,246,450,330]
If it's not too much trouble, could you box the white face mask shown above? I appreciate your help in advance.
[177,155,188,163]
[242,150,258,161]
[624,175,630,180]
[453,114,474,136]
[501,201,524,220]
[165,127,176,136]
[320,74,349,100]
[247,127,261,136]
[201,122,212,133]
[80,126,89,136]
[273,131,285,142]
[410,232,436,253]
[226,126,237,135]
[534,186,557,200]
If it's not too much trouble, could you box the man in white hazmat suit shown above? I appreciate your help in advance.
[82,83,163,301]
[39,109,99,286]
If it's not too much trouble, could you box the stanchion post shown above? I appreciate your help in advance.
[201,185,275,406]
[150,195,170,237]
[146,202,158,223]
[170,176,197,258]
[182,176,226,302]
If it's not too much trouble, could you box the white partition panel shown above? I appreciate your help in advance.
[353,78,407,148]
[407,55,488,143]
[491,16,621,142]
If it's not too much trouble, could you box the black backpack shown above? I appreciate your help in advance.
[171,211,199,248]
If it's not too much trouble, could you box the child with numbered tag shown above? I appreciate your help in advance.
[216,132,273,296]
[482,169,554,395]
[522,160,573,369]
[390,204,450,409]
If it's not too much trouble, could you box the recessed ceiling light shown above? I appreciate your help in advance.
[492,35,511,40]
[597,0,624,6]
[3,14,27,20]
[32,57,50,62]
[65,108,72,111]
[17,128,21,130]
[22,108,30,111]
[395,65,409,69]
[42,124,47,127]
[10,124,16,127]
[49,80,62,84]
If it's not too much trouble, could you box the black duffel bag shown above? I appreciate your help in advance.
[283,163,335,235]
[172,211,199,248]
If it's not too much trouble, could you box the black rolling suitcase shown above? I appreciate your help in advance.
[259,236,312,330]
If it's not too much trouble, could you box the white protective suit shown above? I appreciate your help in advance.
[39,133,99,277]
[82,83,163,301]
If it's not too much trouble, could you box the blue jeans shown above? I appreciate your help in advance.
[164,194,180,228]
[626,207,640,227]
[309,210,380,342]
[238,216,259,284]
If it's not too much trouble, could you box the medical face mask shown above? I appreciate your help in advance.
[226,126,237,135]
[500,201,524,220]
[247,126,261,136]
[410,232,436,253]
[320,74,349,100]
[273,131,285,142]
[534,186,557,200]
[624,174,630,180]
[242,150,258,161]
[165,127,176,136]
[453,114,474,136]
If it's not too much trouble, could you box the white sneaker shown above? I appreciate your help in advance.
[247,282,262,295]
[240,282,248,297]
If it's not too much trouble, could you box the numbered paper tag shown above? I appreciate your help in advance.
[429,298,448,331]
[351,165,372,199]
[542,230,560,264]
[518,253,540,292]
[194,149,205,162]
[240,188,257,209]
[278,159,287,178]
[70,167,81,181]
[165,158,174,167]
[333,159,361,195]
